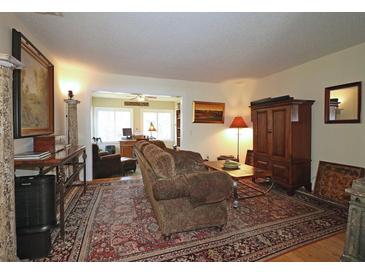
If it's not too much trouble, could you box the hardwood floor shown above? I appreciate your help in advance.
[269,231,346,262]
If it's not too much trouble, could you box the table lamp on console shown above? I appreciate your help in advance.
[229,116,248,162]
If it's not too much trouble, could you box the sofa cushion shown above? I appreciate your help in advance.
[143,144,176,178]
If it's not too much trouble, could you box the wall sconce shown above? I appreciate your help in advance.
[59,80,80,97]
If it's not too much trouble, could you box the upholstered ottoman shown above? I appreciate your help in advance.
[120,157,137,176]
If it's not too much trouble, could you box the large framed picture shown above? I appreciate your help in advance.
[12,29,54,138]
[192,101,225,123]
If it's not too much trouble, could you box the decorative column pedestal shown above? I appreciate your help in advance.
[0,54,23,261]
[341,178,365,262]
[64,95,80,146]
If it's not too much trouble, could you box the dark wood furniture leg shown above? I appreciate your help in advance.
[287,189,295,196]
[83,150,87,194]
[305,184,312,192]
[58,165,66,240]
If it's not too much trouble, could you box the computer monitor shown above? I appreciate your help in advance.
[122,128,132,139]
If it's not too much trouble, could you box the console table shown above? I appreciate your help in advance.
[14,145,87,240]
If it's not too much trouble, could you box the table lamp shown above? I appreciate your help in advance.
[229,116,248,162]
[148,122,157,139]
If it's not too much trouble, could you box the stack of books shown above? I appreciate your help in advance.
[223,160,240,170]
[14,151,51,160]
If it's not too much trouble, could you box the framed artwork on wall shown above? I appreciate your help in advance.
[192,101,225,123]
[12,28,54,138]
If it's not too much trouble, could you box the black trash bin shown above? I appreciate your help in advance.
[15,175,56,259]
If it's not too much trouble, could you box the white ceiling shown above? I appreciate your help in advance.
[15,12,365,82]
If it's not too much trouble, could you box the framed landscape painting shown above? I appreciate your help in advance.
[12,29,54,138]
[192,101,225,123]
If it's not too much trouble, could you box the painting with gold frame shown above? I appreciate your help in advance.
[12,29,54,138]
[192,101,225,123]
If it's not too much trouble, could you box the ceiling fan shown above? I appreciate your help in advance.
[35,12,64,17]
[129,93,157,102]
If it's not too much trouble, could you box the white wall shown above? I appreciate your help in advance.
[0,13,64,155]
[244,42,365,184]
[56,64,253,180]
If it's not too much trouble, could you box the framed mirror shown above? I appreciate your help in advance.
[324,81,361,123]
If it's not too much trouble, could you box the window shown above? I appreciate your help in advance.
[94,107,132,142]
[142,110,173,141]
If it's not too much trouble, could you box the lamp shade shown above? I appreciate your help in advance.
[229,116,248,128]
[148,122,157,132]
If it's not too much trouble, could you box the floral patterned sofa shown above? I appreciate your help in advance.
[134,140,232,239]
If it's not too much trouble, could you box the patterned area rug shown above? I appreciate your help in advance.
[38,178,347,262]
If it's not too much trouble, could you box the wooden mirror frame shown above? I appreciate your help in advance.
[324,81,361,124]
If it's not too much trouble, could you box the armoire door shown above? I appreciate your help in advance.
[270,106,290,161]
[252,109,271,170]
[253,109,270,155]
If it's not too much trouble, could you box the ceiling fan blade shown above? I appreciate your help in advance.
[36,12,64,17]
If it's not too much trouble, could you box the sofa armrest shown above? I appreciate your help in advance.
[152,175,190,201]
[93,153,122,179]
[100,153,121,162]
[185,171,232,207]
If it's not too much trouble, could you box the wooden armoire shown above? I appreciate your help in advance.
[250,97,315,195]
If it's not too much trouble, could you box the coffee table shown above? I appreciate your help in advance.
[203,160,272,208]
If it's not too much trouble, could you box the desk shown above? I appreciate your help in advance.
[120,140,137,157]
[120,139,146,157]
[15,145,87,239]
[204,160,272,208]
